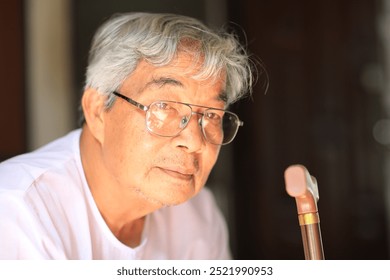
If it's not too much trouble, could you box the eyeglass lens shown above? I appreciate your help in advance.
[146,101,239,145]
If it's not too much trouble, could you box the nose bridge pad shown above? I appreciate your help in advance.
[198,117,202,127]
[192,111,203,127]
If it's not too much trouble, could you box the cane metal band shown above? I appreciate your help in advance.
[298,212,320,225]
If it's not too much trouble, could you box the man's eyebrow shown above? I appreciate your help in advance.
[143,76,184,91]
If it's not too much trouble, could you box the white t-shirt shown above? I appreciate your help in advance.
[0,129,231,259]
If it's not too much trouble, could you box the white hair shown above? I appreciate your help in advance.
[83,12,256,118]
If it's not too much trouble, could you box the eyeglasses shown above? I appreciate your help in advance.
[112,91,243,145]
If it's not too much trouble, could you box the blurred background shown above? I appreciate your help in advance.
[1,0,389,259]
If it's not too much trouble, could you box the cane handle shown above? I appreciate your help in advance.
[284,164,319,214]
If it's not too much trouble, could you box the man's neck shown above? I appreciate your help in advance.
[79,126,159,247]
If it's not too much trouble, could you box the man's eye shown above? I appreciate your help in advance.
[205,112,222,121]
[156,102,170,110]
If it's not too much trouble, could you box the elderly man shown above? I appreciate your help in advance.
[0,12,254,259]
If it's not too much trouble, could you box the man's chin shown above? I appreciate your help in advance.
[135,185,198,208]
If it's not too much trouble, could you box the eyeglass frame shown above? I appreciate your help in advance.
[111,91,244,145]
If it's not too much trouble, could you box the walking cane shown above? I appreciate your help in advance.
[284,165,325,260]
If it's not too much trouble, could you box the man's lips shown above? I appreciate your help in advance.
[156,167,195,180]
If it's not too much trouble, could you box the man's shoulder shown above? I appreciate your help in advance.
[144,187,230,259]
[0,129,82,192]
[187,187,217,210]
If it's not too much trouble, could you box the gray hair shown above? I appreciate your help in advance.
[82,12,256,121]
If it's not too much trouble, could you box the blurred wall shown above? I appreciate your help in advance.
[229,0,389,259]
[0,1,25,160]
[378,0,390,256]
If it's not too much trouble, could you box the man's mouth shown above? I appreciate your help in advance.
[156,167,195,181]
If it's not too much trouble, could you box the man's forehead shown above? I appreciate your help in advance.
[143,74,227,103]
[126,55,227,102]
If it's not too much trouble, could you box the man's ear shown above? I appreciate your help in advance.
[81,88,107,144]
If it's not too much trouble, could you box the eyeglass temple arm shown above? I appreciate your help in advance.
[112,91,148,111]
